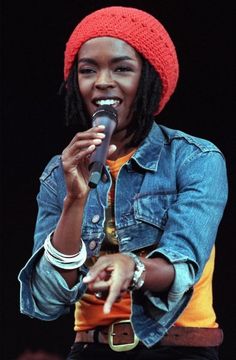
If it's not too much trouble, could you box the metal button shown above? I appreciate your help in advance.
[89,240,97,250]
[92,214,100,223]
[102,174,108,182]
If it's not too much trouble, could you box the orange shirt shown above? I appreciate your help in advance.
[74,150,217,331]
[175,246,218,328]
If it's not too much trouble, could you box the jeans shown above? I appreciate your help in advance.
[66,342,219,360]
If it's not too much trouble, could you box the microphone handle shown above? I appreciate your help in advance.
[89,127,113,166]
[88,161,104,189]
[88,116,117,188]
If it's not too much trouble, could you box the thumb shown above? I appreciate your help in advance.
[107,144,117,158]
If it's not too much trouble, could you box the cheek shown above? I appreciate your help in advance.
[77,77,91,98]
[125,77,141,100]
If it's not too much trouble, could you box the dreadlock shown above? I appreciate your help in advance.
[59,57,91,130]
[126,58,162,147]
[60,56,162,147]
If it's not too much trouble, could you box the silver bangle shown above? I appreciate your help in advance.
[123,252,146,291]
[44,232,87,270]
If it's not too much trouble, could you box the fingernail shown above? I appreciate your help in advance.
[96,133,105,138]
[97,125,105,129]
[103,304,111,314]
[88,144,95,151]
[93,139,102,144]
[83,273,91,282]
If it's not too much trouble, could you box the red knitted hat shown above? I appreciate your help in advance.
[64,6,179,115]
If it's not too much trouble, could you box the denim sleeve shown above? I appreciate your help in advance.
[144,262,195,312]
[18,244,88,320]
[138,150,228,316]
[31,254,85,320]
[18,156,89,320]
[131,150,228,344]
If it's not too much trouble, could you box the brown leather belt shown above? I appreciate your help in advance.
[75,320,224,352]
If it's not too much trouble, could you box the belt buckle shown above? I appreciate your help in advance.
[108,320,139,352]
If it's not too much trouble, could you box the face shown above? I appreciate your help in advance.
[77,37,142,134]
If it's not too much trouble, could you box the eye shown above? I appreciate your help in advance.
[78,68,96,74]
[115,66,132,72]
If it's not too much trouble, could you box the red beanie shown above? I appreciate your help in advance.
[64,6,179,115]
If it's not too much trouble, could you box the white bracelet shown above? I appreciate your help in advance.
[44,233,83,262]
[44,233,87,270]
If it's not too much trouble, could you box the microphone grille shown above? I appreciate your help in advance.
[92,105,118,122]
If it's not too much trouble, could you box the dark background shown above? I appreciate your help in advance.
[1,1,235,359]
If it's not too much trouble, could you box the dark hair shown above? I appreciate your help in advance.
[60,55,162,147]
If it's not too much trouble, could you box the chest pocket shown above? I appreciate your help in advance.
[133,193,177,230]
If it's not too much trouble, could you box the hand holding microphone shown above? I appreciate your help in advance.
[88,105,118,188]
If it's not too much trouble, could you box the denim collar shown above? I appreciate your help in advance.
[130,123,167,172]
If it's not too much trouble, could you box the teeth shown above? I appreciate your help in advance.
[96,99,120,106]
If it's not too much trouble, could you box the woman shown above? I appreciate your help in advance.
[18,6,228,360]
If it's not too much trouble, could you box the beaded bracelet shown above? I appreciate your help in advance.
[44,232,87,270]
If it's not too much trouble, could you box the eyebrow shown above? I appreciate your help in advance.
[77,56,135,65]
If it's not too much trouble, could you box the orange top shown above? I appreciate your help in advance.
[175,246,217,328]
[74,150,217,331]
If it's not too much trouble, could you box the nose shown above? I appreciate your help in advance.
[95,70,115,89]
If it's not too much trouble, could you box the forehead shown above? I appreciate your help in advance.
[78,36,140,59]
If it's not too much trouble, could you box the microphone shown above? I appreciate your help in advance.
[88,105,118,188]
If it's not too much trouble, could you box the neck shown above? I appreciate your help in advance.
[109,132,136,160]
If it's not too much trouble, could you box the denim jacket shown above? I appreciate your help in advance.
[18,123,228,347]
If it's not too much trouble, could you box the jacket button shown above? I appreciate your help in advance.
[102,174,108,182]
[89,240,97,250]
[92,214,100,223]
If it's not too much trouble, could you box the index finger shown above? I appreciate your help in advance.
[68,125,105,147]
[103,280,124,314]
